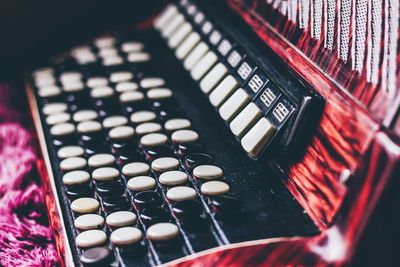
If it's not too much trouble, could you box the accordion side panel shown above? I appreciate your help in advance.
[166,131,400,266]
[227,0,400,121]
[225,0,380,228]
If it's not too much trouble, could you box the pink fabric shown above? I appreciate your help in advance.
[0,84,60,266]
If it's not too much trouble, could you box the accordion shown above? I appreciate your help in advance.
[26,0,400,266]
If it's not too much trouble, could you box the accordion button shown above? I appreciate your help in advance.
[63,170,90,185]
[57,145,84,159]
[193,165,223,180]
[147,222,179,242]
[166,186,196,202]
[46,112,71,125]
[73,109,98,122]
[71,197,100,214]
[92,167,120,182]
[116,81,139,93]
[87,77,108,88]
[151,157,180,172]
[147,88,173,100]
[209,75,239,107]
[42,102,67,115]
[130,110,157,124]
[135,122,162,135]
[191,51,218,81]
[140,133,169,147]
[109,126,135,141]
[88,153,115,168]
[74,214,105,231]
[219,89,251,122]
[60,157,87,172]
[111,227,143,246]
[76,230,107,248]
[175,32,201,60]
[159,171,188,186]
[122,162,150,177]
[164,118,191,132]
[127,176,157,192]
[140,77,165,89]
[106,211,137,228]
[171,129,199,144]
[201,181,230,196]
[109,71,134,83]
[102,115,128,129]
[230,102,262,138]
[200,63,228,94]
[241,117,276,158]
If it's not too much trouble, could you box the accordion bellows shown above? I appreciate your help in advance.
[229,0,399,124]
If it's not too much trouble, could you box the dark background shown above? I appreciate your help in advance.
[0,0,165,80]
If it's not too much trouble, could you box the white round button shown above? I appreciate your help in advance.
[140,77,165,89]
[73,110,98,122]
[76,230,107,248]
[77,120,102,133]
[122,162,150,177]
[71,197,99,214]
[57,146,84,158]
[75,214,104,230]
[103,56,123,66]
[130,111,156,124]
[92,167,119,182]
[62,170,90,185]
[88,154,115,168]
[119,91,144,103]
[159,171,188,186]
[121,41,144,53]
[109,126,135,140]
[110,71,134,83]
[166,186,196,201]
[110,227,142,246]
[98,48,118,57]
[193,165,223,180]
[90,86,114,98]
[63,81,84,92]
[87,77,108,88]
[60,157,87,171]
[116,82,139,92]
[151,157,179,172]
[147,223,179,241]
[200,181,230,195]
[95,36,115,48]
[46,112,71,125]
[42,103,67,115]
[135,122,162,135]
[50,123,75,136]
[171,129,199,144]
[164,118,191,131]
[38,86,61,97]
[127,52,150,62]
[106,211,137,228]
[127,176,156,191]
[102,116,128,129]
[147,88,172,100]
[140,133,168,147]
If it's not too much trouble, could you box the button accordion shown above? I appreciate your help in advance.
[26,0,400,266]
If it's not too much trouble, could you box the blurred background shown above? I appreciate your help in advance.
[0,0,165,80]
